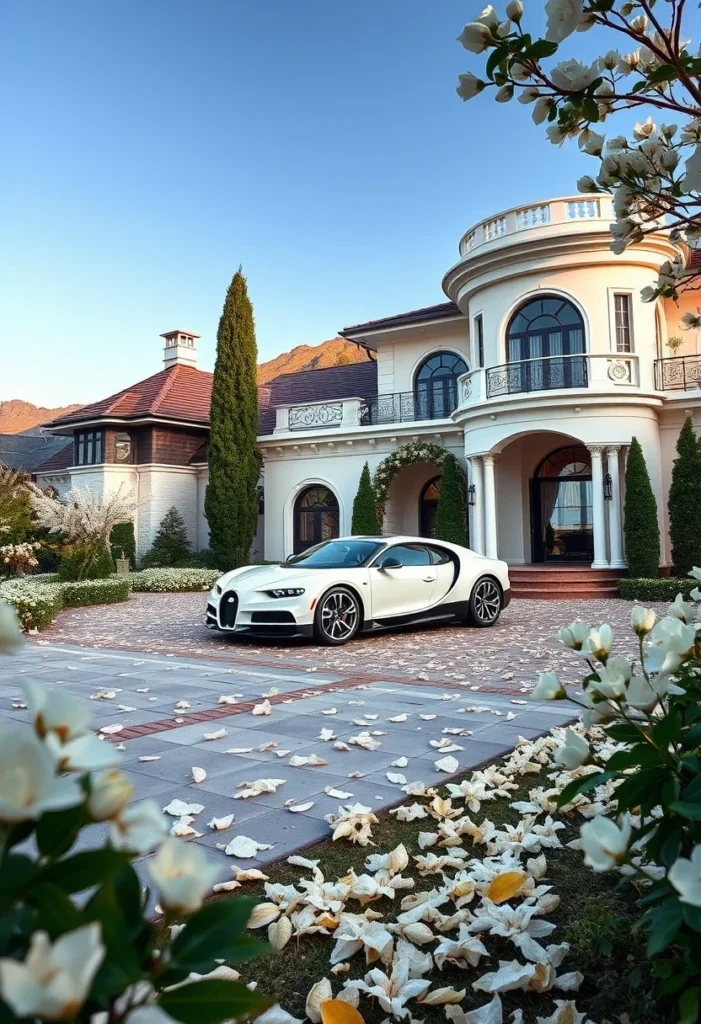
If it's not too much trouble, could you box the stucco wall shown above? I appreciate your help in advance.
[375,319,469,396]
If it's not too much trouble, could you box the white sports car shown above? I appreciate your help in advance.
[205,536,511,646]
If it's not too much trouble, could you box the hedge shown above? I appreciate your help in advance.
[618,577,697,602]
[128,568,221,592]
[0,575,130,631]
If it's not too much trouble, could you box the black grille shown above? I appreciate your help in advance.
[486,355,587,397]
[655,355,701,391]
[251,611,295,624]
[220,591,238,628]
[360,381,459,425]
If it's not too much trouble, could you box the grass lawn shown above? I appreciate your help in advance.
[222,744,663,1024]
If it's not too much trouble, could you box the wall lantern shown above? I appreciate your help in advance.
[467,483,476,506]
[603,473,613,501]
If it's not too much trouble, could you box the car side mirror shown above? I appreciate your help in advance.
[379,555,403,570]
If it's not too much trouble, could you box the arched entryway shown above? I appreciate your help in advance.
[530,445,593,562]
[419,476,441,538]
[293,485,339,553]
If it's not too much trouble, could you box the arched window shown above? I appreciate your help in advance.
[293,485,339,554]
[419,476,441,538]
[413,351,468,419]
[506,296,585,392]
[531,445,593,563]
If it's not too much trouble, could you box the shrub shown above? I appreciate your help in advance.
[619,577,697,601]
[58,544,114,582]
[0,579,64,631]
[142,506,191,567]
[0,622,268,1024]
[434,453,467,546]
[0,464,33,544]
[623,436,660,578]
[60,577,130,607]
[109,520,136,568]
[668,416,701,577]
[129,567,220,592]
[351,462,381,534]
[181,548,220,569]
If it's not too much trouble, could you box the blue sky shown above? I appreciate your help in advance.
[2,0,602,406]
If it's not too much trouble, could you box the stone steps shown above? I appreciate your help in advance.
[508,565,625,600]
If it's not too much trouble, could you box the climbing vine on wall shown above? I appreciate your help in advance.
[373,441,466,521]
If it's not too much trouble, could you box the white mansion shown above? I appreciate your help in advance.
[35,194,701,593]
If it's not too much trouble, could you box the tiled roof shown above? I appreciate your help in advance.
[258,360,378,435]
[43,357,377,441]
[31,442,74,475]
[48,364,215,427]
[0,432,73,473]
[341,301,462,336]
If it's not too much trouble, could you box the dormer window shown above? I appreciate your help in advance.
[75,430,104,466]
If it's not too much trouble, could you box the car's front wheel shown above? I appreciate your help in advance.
[313,587,361,646]
[466,576,502,627]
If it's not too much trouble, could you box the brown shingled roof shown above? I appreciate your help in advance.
[258,361,378,435]
[48,365,214,428]
[32,442,74,475]
[341,301,462,336]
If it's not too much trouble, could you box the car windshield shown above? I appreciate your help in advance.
[282,540,384,569]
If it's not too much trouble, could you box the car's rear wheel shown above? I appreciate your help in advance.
[466,576,502,627]
[313,587,361,646]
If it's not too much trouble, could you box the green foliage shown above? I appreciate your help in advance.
[668,417,701,577]
[109,521,136,568]
[0,575,129,630]
[433,453,467,546]
[181,548,220,569]
[60,578,129,608]
[0,465,33,544]
[58,544,114,582]
[619,577,697,601]
[374,441,457,520]
[565,898,632,971]
[141,507,191,568]
[205,268,261,572]
[623,436,661,579]
[351,462,381,534]
[128,568,220,592]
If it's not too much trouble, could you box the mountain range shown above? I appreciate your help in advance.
[0,336,367,433]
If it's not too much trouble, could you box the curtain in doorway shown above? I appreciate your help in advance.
[540,480,559,555]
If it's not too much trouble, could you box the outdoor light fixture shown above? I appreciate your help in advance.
[467,483,476,506]
[603,473,613,501]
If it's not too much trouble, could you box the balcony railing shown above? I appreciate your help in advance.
[360,382,459,425]
[486,354,588,398]
[655,354,701,391]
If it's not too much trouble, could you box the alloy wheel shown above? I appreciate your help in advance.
[320,590,359,641]
[473,579,501,622]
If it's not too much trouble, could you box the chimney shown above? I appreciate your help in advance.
[161,329,199,369]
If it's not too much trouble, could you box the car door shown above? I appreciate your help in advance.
[426,544,457,604]
[369,544,437,618]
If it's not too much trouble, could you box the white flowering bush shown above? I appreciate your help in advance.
[0,577,130,631]
[455,0,701,307]
[373,442,466,520]
[536,568,701,1019]
[129,568,221,593]
[0,541,41,577]
[0,604,269,1024]
[29,485,136,582]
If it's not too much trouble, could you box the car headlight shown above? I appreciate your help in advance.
[265,588,306,598]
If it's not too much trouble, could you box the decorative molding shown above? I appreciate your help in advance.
[482,453,498,466]
[289,402,343,430]
[605,444,621,455]
[608,359,632,383]
[587,445,605,456]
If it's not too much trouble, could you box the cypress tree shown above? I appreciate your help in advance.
[434,454,467,546]
[205,268,261,571]
[110,521,136,568]
[351,462,381,534]
[624,437,660,578]
[668,416,701,576]
[142,507,191,567]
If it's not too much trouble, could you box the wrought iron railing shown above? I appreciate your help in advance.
[360,381,459,425]
[486,354,588,398]
[655,355,701,391]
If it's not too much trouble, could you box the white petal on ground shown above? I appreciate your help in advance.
[235,778,287,799]
[325,787,354,799]
[252,700,272,716]
[225,835,274,858]
[208,814,235,830]
[138,755,161,762]
[435,755,460,773]
[163,799,204,817]
[191,767,207,783]
[99,723,124,735]
[288,801,315,813]
[203,728,227,741]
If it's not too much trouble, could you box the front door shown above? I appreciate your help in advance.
[531,477,594,562]
[369,544,437,617]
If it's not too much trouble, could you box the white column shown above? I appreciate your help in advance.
[588,445,609,568]
[469,456,485,555]
[606,445,625,568]
[482,453,498,559]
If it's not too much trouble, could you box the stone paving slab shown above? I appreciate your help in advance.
[0,641,580,878]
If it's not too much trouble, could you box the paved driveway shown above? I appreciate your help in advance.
[37,592,654,694]
[2,641,576,881]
